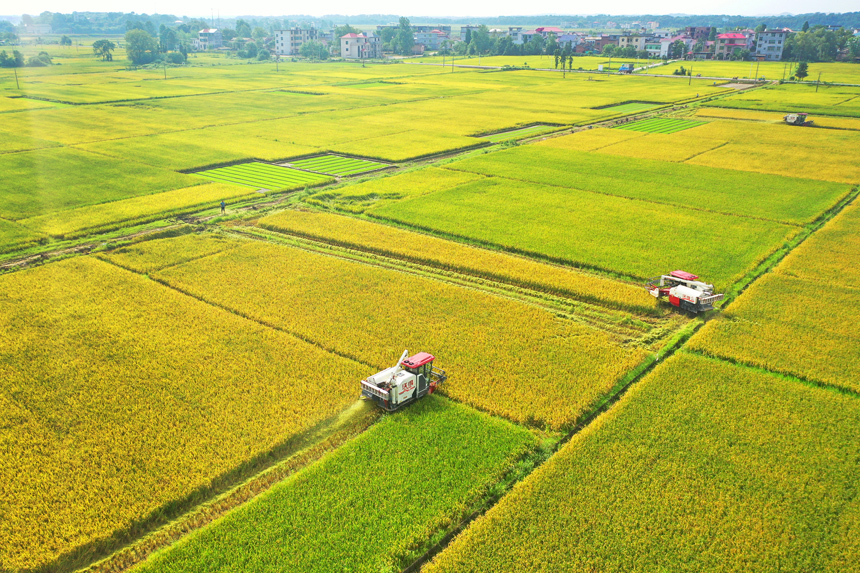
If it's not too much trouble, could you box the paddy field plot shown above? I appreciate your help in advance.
[285,154,391,176]
[134,397,535,573]
[711,83,860,118]
[426,352,860,573]
[257,208,659,315]
[596,101,660,113]
[0,254,361,571]
[477,124,562,142]
[195,162,332,190]
[444,143,851,224]
[142,238,650,429]
[367,175,797,287]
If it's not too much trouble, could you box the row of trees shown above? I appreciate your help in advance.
[0,49,52,67]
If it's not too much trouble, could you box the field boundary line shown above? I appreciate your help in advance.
[685,349,860,400]
[228,226,666,342]
[682,140,731,162]
[98,255,380,371]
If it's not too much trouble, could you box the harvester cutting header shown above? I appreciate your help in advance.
[646,271,724,313]
[360,350,447,411]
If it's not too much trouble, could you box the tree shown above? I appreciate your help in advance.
[299,40,328,60]
[554,48,561,69]
[159,25,177,52]
[802,21,810,32]
[470,25,491,54]
[394,17,413,56]
[125,29,158,65]
[0,50,25,67]
[27,51,52,66]
[252,27,267,42]
[240,41,257,59]
[256,49,270,61]
[708,27,717,41]
[755,24,767,33]
[335,24,360,41]
[92,39,116,61]
[669,39,686,59]
[60,35,72,47]
[236,20,252,38]
[795,61,809,80]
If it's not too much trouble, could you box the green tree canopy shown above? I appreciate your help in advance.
[394,17,414,56]
[299,40,329,60]
[125,29,158,65]
[795,61,809,80]
[92,39,116,61]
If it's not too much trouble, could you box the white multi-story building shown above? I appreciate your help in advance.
[340,32,381,59]
[274,28,318,56]
[197,29,223,50]
[755,28,791,61]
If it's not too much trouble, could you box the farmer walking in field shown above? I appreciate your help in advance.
[220,200,226,214]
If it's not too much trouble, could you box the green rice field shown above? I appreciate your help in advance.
[196,162,332,189]
[287,155,391,176]
[479,124,561,142]
[615,118,709,134]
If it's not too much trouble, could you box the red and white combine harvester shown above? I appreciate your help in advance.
[646,270,724,314]
[360,350,447,411]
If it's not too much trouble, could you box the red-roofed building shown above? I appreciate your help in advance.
[341,32,381,59]
[715,31,754,59]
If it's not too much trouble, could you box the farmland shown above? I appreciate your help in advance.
[1,43,859,573]
[134,397,535,573]
[425,352,860,573]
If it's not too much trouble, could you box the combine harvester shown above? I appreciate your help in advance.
[360,350,447,411]
[784,112,813,126]
[646,271,724,314]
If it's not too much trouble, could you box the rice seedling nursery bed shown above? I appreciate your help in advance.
[285,154,391,176]
[195,162,332,189]
[614,117,708,134]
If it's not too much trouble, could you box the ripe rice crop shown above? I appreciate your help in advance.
[0,147,203,221]
[478,124,560,142]
[599,102,658,113]
[445,145,849,225]
[689,273,860,392]
[0,255,360,571]
[19,183,256,239]
[101,232,242,274]
[368,176,797,287]
[133,396,535,573]
[287,154,390,176]
[776,201,860,287]
[614,117,708,134]
[712,83,860,118]
[151,239,649,429]
[257,209,659,314]
[0,219,44,252]
[425,352,860,573]
[196,162,332,190]
[535,127,646,151]
[306,166,483,212]
[596,131,727,162]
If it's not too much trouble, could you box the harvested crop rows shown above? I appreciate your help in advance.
[196,162,332,189]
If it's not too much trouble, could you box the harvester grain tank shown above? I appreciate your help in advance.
[645,270,724,313]
[784,112,813,126]
[360,350,447,411]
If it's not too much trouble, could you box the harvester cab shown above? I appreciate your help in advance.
[784,112,813,126]
[645,270,724,314]
[360,350,447,411]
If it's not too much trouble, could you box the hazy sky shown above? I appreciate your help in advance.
[16,0,858,18]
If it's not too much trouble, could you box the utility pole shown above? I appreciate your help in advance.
[754,59,760,83]
[782,62,787,81]
[163,62,167,79]
[816,71,822,92]
[14,68,20,90]
[689,65,693,85]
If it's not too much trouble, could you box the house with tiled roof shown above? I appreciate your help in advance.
[715,31,754,59]
[340,32,381,59]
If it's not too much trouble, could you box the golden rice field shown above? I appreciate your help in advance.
[117,235,651,429]
[425,352,860,573]
[257,209,659,314]
[0,255,361,570]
